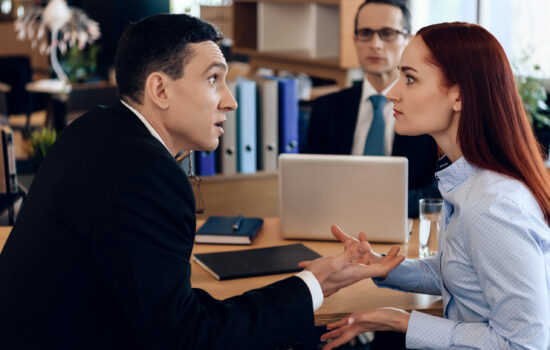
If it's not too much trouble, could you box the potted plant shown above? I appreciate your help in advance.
[29,127,57,171]
[514,51,550,156]
[60,44,101,83]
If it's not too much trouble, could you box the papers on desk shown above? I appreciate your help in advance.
[193,243,321,280]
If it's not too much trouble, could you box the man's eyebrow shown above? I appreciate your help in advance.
[399,65,418,73]
[204,62,227,74]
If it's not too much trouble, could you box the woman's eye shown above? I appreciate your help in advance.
[405,74,415,85]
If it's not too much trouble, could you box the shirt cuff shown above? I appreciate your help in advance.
[295,270,324,311]
[406,310,456,349]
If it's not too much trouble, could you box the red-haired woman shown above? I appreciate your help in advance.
[321,22,550,350]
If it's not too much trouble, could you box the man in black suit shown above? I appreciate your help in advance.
[304,0,439,218]
[0,14,404,350]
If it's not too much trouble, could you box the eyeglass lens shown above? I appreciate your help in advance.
[356,28,403,41]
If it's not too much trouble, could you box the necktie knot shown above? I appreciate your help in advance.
[369,95,386,110]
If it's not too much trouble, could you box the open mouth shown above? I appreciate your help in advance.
[215,121,225,127]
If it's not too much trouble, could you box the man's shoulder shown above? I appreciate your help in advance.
[313,84,362,105]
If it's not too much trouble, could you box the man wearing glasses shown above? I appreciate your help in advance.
[304,0,439,218]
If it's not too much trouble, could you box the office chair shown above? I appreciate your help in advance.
[0,56,48,130]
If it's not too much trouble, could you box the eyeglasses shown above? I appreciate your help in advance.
[355,27,409,42]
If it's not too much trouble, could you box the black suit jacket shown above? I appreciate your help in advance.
[304,83,438,191]
[0,103,314,349]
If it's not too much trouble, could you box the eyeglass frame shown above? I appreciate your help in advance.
[354,27,409,42]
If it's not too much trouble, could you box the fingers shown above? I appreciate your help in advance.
[298,260,311,268]
[358,231,368,242]
[330,241,369,269]
[385,245,401,257]
[381,247,406,270]
[331,225,357,248]
[326,317,352,330]
[321,322,359,350]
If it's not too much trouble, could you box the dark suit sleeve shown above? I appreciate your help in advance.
[90,155,314,350]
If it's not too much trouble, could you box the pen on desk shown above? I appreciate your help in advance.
[232,214,244,231]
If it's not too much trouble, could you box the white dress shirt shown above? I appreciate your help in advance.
[120,100,324,311]
[351,79,397,156]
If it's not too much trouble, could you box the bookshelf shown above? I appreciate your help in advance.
[232,0,363,87]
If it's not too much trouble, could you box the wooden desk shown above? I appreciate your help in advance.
[0,226,10,254]
[0,219,442,326]
[191,218,442,325]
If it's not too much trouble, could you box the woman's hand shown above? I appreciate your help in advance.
[320,308,411,350]
[332,224,401,278]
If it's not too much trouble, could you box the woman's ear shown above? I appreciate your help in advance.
[144,72,170,110]
[450,84,462,112]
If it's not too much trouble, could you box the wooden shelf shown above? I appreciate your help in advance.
[232,0,363,87]
[232,48,340,67]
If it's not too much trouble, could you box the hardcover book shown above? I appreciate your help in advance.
[192,243,322,280]
[195,216,264,245]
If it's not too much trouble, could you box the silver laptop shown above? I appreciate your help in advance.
[279,154,410,243]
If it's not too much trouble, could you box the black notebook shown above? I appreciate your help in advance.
[192,243,322,280]
[195,216,264,245]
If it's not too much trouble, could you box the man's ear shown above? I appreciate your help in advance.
[144,72,170,110]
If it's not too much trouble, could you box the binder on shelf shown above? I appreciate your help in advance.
[265,76,299,154]
[1,126,17,194]
[220,81,237,175]
[257,78,279,171]
[236,78,257,174]
[196,151,216,176]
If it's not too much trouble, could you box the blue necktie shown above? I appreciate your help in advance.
[363,95,386,155]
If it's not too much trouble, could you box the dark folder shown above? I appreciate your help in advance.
[192,243,322,280]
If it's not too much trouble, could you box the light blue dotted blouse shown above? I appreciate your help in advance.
[376,156,550,349]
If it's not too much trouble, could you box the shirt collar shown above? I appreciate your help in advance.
[120,99,170,153]
[436,156,477,194]
[360,77,396,102]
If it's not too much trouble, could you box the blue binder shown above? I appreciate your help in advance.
[264,76,299,154]
[196,151,216,176]
[236,78,257,173]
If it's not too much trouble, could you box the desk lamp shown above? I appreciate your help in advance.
[14,0,100,93]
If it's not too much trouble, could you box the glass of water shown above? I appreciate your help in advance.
[418,198,443,258]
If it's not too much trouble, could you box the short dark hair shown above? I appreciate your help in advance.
[115,14,223,104]
[354,0,411,34]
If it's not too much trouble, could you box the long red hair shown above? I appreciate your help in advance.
[418,22,550,224]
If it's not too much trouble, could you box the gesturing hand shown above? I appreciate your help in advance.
[320,308,411,350]
[298,227,405,296]
[331,225,386,267]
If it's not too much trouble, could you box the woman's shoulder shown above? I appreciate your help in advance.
[461,169,548,236]
[467,169,537,208]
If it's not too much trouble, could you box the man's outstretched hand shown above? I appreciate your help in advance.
[299,225,405,296]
